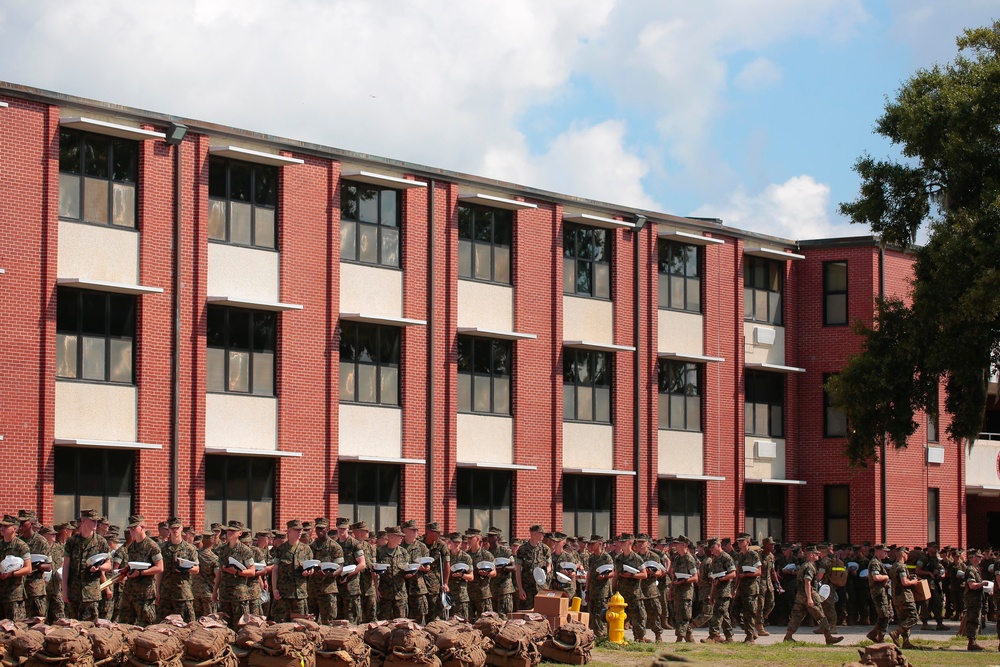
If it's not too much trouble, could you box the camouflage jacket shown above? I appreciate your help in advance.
[194,546,219,598]
[64,533,109,603]
[759,551,775,592]
[122,537,162,600]
[735,549,761,596]
[614,551,645,598]
[468,547,495,601]
[552,550,580,599]
[490,543,515,596]
[272,541,313,599]
[636,550,661,599]
[796,561,818,598]
[708,550,736,599]
[889,561,913,603]
[358,540,377,596]
[308,536,344,595]
[376,545,409,601]
[0,537,30,602]
[448,550,473,603]
[424,539,450,595]
[160,539,199,601]
[515,541,551,590]
[404,540,430,595]
[20,532,49,598]
[337,537,365,597]
[217,541,256,601]
[670,552,698,597]
[587,551,615,598]
[249,545,267,596]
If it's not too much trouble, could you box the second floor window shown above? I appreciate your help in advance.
[457,336,511,415]
[745,370,783,437]
[458,205,512,283]
[658,240,701,312]
[207,307,276,395]
[744,257,782,325]
[563,223,610,299]
[340,183,400,267]
[56,287,136,384]
[209,157,278,249]
[563,348,611,423]
[823,373,847,437]
[823,261,848,325]
[339,322,400,406]
[59,129,137,228]
[658,360,701,431]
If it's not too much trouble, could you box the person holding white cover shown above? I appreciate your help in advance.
[732,533,762,644]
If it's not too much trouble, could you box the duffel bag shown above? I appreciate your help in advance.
[43,628,91,661]
[537,645,588,666]
[184,628,233,662]
[362,625,391,657]
[259,625,312,654]
[11,631,46,659]
[132,632,184,664]
[382,654,439,667]
[87,627,125,664]
[387,625,431,657]
[547,623,593,655]
[181,646,239,667]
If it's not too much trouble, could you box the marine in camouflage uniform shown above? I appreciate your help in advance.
[402,520,430,624]
[550,533,580,601]
[614,534,649,642]
[62,510,111,621]
[731,533,761,644]
[335,518,366,624]
[43,525,66,622]
[586,536,614,638]
[814,544,839,632]
[194,532,219,618]
[246,536,268,617]
[652,540,671,631]
[159,520,200,622]
[668,536,698,643]
[465,529,495,621]
[915,542,949,630]
[889,546,919,649]
[755,538,777,634]
[515,525,551,611]
[486,529,514,619]
[782,546,842,644]
[423,523,451,622]
[308,519,343,624]
[0,514,32,621]
[352,522,378,623]
[214,521,257,630]
[697,538,734,643]
[446,533,473,620]
[962,549,988,651]
[17,511,50,619]
[694,546,713,623]
[102,531,125,621]
[376,526,409,620]
[866,544,893,642]
[270,519,314,622]
[117,515,164,627]
[633,535,665,642]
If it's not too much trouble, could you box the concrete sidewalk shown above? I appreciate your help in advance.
[644,622,966,646]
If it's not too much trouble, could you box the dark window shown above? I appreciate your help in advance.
[658,240,701,312]
[744,257,782,325]
[206,307,276,395]
[824,485,849,544]
[208,157,278,249]
[745,483,784,542]
[824,373,847,437]
[927,488,939,544]
[340,183,400,267]
[658,480,703,542]
[457,336,511,415]
[745,370,784,437]
[562,475,612,538]
[927,387,939,443]
[563,348,611,423]
[563,223,610,298]
[457,469,511,536]
[338,462,399,530]
[204,455,275,533]
[53,447,134,530]
[56,287,136,384]
[823,261,848,325]
[58,129,138,228]
[657,360,701,431]
[458,205,512,284]
[339,322,401,406]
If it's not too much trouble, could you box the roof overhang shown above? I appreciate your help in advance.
[658,352,725,364]
[744,247,805,261]
[563,468,636,476]
[745,362,806,374]
[745,478,807,486]
[340,313,426,327]
[563,213,634,230]
[209,145,304,166]
[457,461,538,471]
[208,296,303,312]
[657,230,725,245]
[57,278,164,296]
[205,447,301,458]
[341,170,427,189]
[658,473,726,482]
[457,327,536,341]
[563,340,635,353]
[60,117,165,141]
[967,485,1000,497]
[339,455,426,465]
[54,438,162,451]
[458,194,537,211]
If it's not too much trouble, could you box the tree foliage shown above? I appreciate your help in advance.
[829,21,1000,465]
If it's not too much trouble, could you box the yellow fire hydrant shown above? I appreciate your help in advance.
[606,592,628,644]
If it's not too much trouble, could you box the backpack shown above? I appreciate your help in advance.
[42,628,92,660]
[132,631,184,665]
[828,557,849,587]
[87,627,126,665]
[184,628,234,662]
[539,622,593,665]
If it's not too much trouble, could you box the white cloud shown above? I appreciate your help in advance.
[887,0,999,67]
[734,57,782,91]
[690,175,860,240]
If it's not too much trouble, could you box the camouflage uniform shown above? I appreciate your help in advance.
[404,539,430,623]
[694,553,713,622]
[216,539,256,630]
[757,550,775,629]
[614,550,648,642]
[890,559,918,641]
[786,560,831,634]
[448,550,474,620]
[0,536,30,621]
[653,545,671,629]
[732,549,761,641]
[20,531,49,619]
[47,540,66,622]
[587,551,614,638]
[467,546,495,621]
[376,543,409,620]
[308,535,344,624]
[159,539,199,622]
[551,550,580,600]
[868,555,892,639]
[117,537,162,626]
[358,539,378,623]
[815,552,838,630]
[638,550,665,640]
[489,543,515,619]
[700,551,735,640]
[336,535,365,624]
[916,550,946,626]
[670,551,698,641]
[963,562,984,642]
[103,542,126,621]
[194,543,219,618]
[271,541,313,622]
[515,541,551,610]
[248,544,267,617]
[63,532,110,621]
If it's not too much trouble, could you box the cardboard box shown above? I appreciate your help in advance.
[912,579,931,602]
[510,611,561,632]
[533,589,570,617]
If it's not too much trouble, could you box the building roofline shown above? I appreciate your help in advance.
[797,235,919,253]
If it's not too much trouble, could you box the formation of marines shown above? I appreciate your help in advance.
[2,508,997,652]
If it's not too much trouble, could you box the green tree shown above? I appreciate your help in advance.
[830,21,1000,466]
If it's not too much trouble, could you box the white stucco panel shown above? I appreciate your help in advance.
[657,310,704,356]
[658,430,704,476]
[338,404,402,458]
[58,221,139,285]
[457,281,513,331]
[208,244,279,302]
[563,296,613,345]
[206,393,277,450]
[339,263,403,319]
[744,322,786,366]
[967,442,1000,487]
[55,381,136,441]
[457,414,513,465]
[744,436,785,479]
[562,422,614,470]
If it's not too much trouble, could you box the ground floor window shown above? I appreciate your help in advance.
[658,480,703,542]
[824,485,850,544]
[338,462,399,529]
[205,455,274,533]
[745,483,784,542]
[928,488,939,544]
[54,447,134,529]
[457,468,511,536]
[562,474,612,538]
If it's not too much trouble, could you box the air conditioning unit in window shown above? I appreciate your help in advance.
[755,440,777,459]
[753,326,776,346]
[927,446,945,465]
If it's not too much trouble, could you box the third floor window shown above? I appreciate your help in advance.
[458,204,511,284]
[563,223,610,299]
[209,157,278,250]
[59,129,138,228]
[744,257,783,325]
[658,240,701,313]
[207,306,276,396]
[340,183,400,267]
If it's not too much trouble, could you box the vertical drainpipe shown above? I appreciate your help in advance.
[879,243,887,543]
[427,180,436,522]
[167,128,185,518]
[633,215,647,533]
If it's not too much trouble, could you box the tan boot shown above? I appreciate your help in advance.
[865,628,879,642]
[824,631,844,645]
[968,640,986,652]
[685,630,694,643]
[888,629,901,647]
[755,623,770,637]
[783,630,795,643]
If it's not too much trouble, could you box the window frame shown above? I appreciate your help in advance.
[208,156,279,251]
[563,223,611,299]
[56,287,136,385]
[562,348,612,424]
[822,260,848,326]
[338,322,401,406]
[58,128,139,229]
[657,360,702,432]
[744,370,784,438]
[745,483,784,542]
[823,373,848,438]
[53,446,134,530]
[340,182,402,268]
[457,335,512,415]
[927,387,939,443]
[204,455,275,534]
[657,240,702,313]
[458,204,513,285]
[657,480,703,543]
[744,257,783,325]
[562,474,613,538]
[206,306,277,396]
[456,468,512,536]
[927,488,939,544]
[824,484,850,544]
[338,462,400,529]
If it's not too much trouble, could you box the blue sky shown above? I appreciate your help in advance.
[1,1,996,240]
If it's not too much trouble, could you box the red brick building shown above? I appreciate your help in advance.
[0,82,973,546]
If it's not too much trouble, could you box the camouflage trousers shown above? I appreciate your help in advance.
[452,600,470,621]
[625,595,647,641]
[339,595,362,624]
[821,593,837,629]
[787,594,829,634]
[118,596,156,626]
[361,592,377,624]
[757,587,774,626]
[311,593,338,625]
[731,590,759,638]
[47,577,65,622]
[193,597,216,619]
[25,595,47,620]
[641,596,663,637]
[272,597,308,623]
[964,601,983,639]
[493,592,514,619]
[892,598,918,636]
[158,599,196,623]
[870,592,892,637]
[407,592,428,624]
[67,600,100,622]
[99,593,115,621]
[705,596,732,639]
[671,590,693,639]
[379,595,408,621]
[0,600,25,622]
[470,597,493,623]
[426,589,446,622]
[918,582,944,623]
[219,599,254,630]
[590,595,609,638]
[519,585,539,611]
